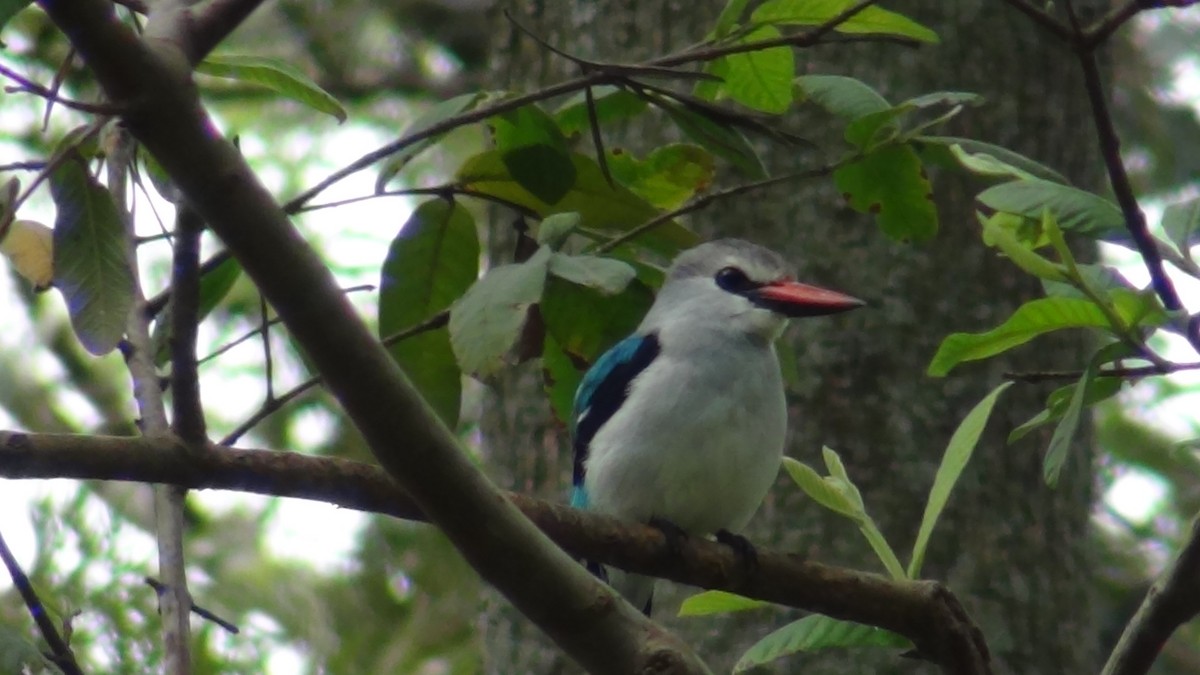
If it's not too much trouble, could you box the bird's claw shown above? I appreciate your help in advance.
[716,529,759,575]
[648,516,689,558]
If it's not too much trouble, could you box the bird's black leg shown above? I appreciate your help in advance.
[716,529,759,575]
[648,516,689,558]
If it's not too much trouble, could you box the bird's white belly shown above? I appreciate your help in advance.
[583,349,786,535]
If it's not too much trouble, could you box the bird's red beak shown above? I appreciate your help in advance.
[751,279,865,318]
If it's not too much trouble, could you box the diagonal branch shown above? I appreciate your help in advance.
[0,431,992,675]
[38,2,710,672]
[1101,516,1200,675]
[0,528,84,675]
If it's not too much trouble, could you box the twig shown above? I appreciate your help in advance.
[1101,516,1200,675]
[297,185,538,218]
[593,164,841,254]
[1085,0,1200,49]
[0,63,122,115]
[0,161,47,172]
[1004,362,1200,383]
[144,577,239,634]
[218,311,450,446]
[0,528,84,675]
[997,0,1073,41]
[108,133,193,673]
[170,202,207,443]
[258,293,274,401]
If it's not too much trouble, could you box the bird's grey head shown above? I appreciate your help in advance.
[643,238,862,343]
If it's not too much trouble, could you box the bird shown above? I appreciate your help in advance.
[569,238,864,614]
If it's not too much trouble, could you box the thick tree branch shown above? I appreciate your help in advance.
[1101,516,1200,675]
[169,202,207,442]
[0,431,992,675]
[37,2,710,672]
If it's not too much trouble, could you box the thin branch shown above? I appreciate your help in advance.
[296,185,539,218]
[594,164,841,254]
[217,311,449,446]
[0,528,84,675]
[285,0,906,211]
[109,132,193,674]
[170,202,207,442]
[144,577,239,634]
[147,251,232,318]
[0,63,120,115]
[1004,362,1200,383]
[1067,13,1200,354]
[1084,0,1200,49]
[1101,515,1200,675]
[996,0,1073,41]
[0,161,47,172]
[258,293,274,402]
[0,431,993,675]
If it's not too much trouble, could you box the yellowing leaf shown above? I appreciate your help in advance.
[0,219,54,288]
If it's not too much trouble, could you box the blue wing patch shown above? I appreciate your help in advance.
[571,332,661,491]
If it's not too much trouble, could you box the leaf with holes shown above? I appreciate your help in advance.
[50,156,134,356]
[380,199,479,425]
[606,144,716,210]
[197,54,346,122]
[835,143,937,242]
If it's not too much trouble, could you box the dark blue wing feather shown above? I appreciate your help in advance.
[571,333,661,501]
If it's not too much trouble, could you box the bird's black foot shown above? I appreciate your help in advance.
[716,529,759,575]
[648,516,689,558]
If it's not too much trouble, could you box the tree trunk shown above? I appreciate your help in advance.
[480,2,1107,672]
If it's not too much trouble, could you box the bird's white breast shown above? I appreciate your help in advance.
[582,334,786,535]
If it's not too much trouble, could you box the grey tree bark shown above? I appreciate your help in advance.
[479,2,1107,673]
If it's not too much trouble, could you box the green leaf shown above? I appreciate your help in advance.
[555,86,648,136]
[540,276,652,364]
[491,106,576,203]
[543,332,586,425]
[724,25,795,114]
[0,0,33,41]
[977,179,1124,238]
[796,74,891,120]
[50,155,135,356]
[949,144,1040,181]
[1162,197,1200,261]
[754,0,938,43]
[0,624,55,674]
[781,456,859,518]
[548,253,636,294]
[916,137,1068,183]
[1044,344,1131,486]
[712,0,750,37]
[734,615,911,672]
[197,54,346,122]
[138,146,182,203]
[835,143,938,242]
[457,150,699,254]
[980,211,1068,281]
[376,91,488,192]
[659,101,766,178]
[380,199,480,424]
[537,212,581,250]
[449,246,551,377]
[908,382,1012,578]
[927,296,1162,377]
[1010,375,1123,443]
[679,590,769,616]
[153,256,243,365]
[606,144,716,210]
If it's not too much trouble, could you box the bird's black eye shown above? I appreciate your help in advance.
[715,266,756,293]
